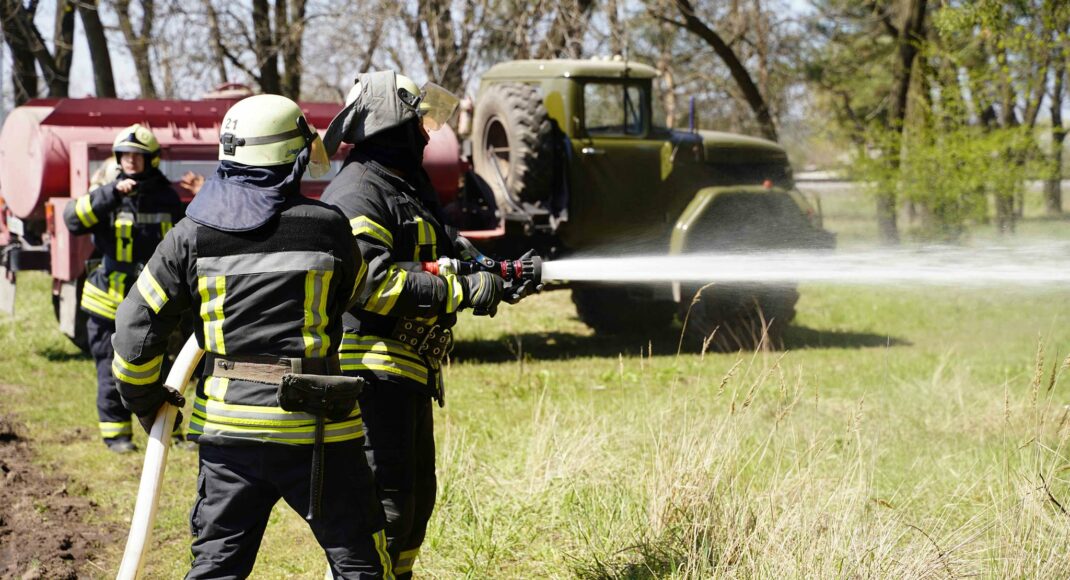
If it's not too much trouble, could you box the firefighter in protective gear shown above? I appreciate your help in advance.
[321,71,536,578]
[62,124,183,453]
[111,94,393,579]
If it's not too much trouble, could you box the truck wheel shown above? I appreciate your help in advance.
[680,284,798,351]
[572,286,676,335]
[678,191,812,351]
[471,83,554,209]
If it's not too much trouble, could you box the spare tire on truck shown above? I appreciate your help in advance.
[471,83,554,210]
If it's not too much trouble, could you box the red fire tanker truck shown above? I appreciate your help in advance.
[0,93,468,351]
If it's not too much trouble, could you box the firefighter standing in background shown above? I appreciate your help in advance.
[111,95,393,578]
[63,125,183,453]
[320,71,537,578]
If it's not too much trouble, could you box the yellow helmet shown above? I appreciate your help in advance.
[112,124,161,168]
[218,94,330,177]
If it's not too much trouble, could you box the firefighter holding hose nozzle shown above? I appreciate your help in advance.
[111,95,393,578]
[62,125,183,453]
[320,71,540,578]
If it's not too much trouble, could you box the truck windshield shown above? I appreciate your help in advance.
[583,82,646,136]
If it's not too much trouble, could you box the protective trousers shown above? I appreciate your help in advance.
[86,316,131,442]
[188,441,393,580]
[359,385,436,579]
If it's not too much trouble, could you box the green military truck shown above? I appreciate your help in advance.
[447,58,834,349]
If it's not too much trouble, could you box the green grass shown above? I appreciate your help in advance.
[2,186,1070,577]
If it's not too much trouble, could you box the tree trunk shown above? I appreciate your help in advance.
[203,0,229,85]
[252,0,280,94]
[607,0,623,56]
[671,0,778,142]
[1046,62,1066,215]
[0,0,39,104]
[77,0,116,97]
[280,0,306,100]
[50,0,75,97]
[113,0,158,98]
[536,0,594,59]
[878,0,927,245]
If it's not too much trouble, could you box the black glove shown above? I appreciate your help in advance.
[503,250,543,304]
[461,271,504,316]
[135,386,186,434]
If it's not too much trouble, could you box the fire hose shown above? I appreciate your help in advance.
[116,335,204,580]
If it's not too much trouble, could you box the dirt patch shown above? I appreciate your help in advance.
[0,416,115,579]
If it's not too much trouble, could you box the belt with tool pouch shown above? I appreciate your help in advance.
[206,353,364,523]
[206,354,341,385]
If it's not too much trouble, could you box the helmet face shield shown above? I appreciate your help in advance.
[418,82,459,132]
[307,129,331,178]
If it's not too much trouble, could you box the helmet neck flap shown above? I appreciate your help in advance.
[185,141,314,233]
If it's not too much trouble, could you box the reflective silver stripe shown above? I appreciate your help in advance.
[136,269,169,314]
[197,251,336,277]
[112,353,164,385]
[135,212,173,224]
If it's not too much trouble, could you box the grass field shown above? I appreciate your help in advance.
[2,184,1069,578]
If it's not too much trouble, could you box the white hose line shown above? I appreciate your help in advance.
[116,336,204,580]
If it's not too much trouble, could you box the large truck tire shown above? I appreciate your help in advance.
[678,191,816,351]
[680,284,798,351]
[471,83,554,209]
[572,285,676,336]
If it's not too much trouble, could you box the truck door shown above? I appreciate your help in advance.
[562,80,669,252]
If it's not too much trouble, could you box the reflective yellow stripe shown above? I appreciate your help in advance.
[395,547,419,575]
[198,276,227,355]
[365,267,406,315]
[75,196,98,227]
[136,269,169,314]
[302,270,332,358]
[352,259,368,306]
[411,217,437,261]
[442,272,463,313]
[112,352,164,385]
[160,221,173,237]
[81,275,126,319]
[115,214,134,262]
[99,421,132,439]
[375,530,395,579]
[81,298,117,319]
[350,216,393,248]
[193,397,361,428]
[187,414,364,444]
[203,376,229,401]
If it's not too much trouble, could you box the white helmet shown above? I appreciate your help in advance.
[218,94,330,177]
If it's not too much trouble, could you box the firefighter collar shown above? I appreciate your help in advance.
[186,161,301,232]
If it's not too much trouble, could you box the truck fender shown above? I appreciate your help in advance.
[667,185,793,302]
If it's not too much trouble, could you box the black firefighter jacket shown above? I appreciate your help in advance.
[63,170,183,320]
[111,195,365,445]
[320,153,463,397]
